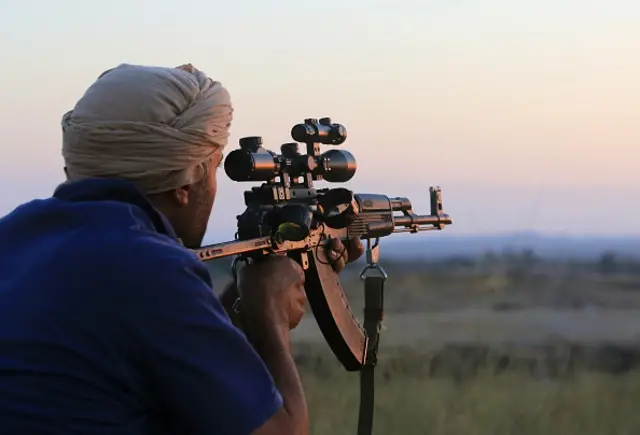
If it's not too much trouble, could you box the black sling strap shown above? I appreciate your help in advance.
[357,239,387,435]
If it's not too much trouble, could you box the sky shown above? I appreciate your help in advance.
[0,0,638,243]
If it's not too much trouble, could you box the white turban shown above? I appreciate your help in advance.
[61,63,233,194]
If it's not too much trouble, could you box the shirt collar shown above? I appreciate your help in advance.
[53,178,179,240]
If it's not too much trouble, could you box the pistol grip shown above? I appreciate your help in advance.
[293,247,368,372]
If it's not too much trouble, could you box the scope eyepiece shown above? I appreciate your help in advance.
[224,141,279,182]
[291,117,347,145]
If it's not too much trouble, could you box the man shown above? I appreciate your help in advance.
[0,63,363,435]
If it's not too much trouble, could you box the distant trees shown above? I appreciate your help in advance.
[598,251,617,275]
[597,251,640,275]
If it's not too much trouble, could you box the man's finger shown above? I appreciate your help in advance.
[345,237,365,264]
[325,237,347,272]
[326,237,364,266]
[331,255,347,273]
[328,237,343,252]
[326,237,345,261]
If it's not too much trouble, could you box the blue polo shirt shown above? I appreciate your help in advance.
[0,178,283,435]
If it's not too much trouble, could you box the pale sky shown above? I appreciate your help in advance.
[1,0,638,243]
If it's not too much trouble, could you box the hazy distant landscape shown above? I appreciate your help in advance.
[365,233,640,260]
[206,234,640,434]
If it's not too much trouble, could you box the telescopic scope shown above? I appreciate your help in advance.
[224,121,356,183]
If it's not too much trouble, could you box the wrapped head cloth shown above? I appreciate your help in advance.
[61,63,233,194]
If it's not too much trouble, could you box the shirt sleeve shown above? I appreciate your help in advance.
[126,242,283,435]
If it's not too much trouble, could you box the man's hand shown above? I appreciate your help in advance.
[325,236,365,273]
[219,237,364,327]
[237,255,306,331]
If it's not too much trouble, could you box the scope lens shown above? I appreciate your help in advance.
[224,150,252,181]
[318,149,357,182]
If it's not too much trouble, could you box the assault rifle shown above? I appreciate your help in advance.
[193,118,453,435]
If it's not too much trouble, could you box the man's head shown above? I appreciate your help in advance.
[60,63,233,248]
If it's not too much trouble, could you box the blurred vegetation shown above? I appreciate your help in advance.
[300,358,640,435]
[205,249,640,434]
[207,249,640,312]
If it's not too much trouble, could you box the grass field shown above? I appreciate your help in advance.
[207,250,640,434]
[301,361,640,435]
[293,340,640,434]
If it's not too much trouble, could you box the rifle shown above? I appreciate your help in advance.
[193,118,453,435]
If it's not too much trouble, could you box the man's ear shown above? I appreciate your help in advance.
[173,185,191,207]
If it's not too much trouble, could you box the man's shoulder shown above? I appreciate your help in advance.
[0,196,211,292]
[88,205,213,292]
[120,228,213,288]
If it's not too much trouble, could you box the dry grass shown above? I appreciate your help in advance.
[299,350,640,435]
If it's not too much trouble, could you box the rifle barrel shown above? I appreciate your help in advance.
[393,213,452,230]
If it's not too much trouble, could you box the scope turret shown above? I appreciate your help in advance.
[291,117,347,145]
[239,136,263,152]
